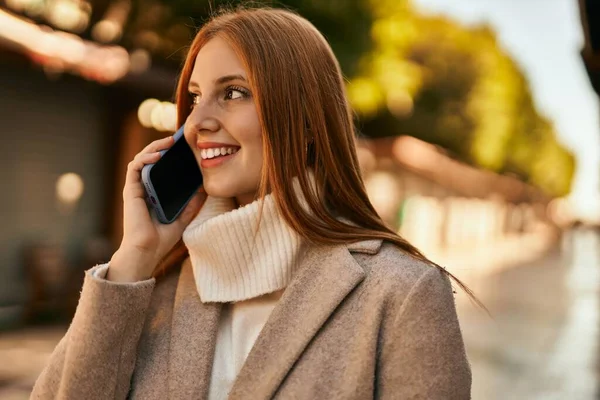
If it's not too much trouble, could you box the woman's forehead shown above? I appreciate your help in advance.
[191,37,248,85]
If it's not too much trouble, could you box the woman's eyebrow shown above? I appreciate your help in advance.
[215,74,247,84]
[188,74,247,88]
[188,74,247,91]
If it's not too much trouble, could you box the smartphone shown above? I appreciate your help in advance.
[141,125,203,224]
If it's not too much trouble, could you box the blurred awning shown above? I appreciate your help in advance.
[0,7,177,97]
[580,0,600,96]
[359,136,551,204]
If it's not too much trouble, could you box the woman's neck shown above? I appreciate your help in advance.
[235,192,257,208]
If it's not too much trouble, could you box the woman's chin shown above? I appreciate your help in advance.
[202,179,259,204]
[203,188,231,199]
[202,181,235,199]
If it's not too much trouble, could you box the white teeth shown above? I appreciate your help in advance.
[200,147,239,160]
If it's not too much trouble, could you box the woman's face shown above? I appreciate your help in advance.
[184,36,263,207]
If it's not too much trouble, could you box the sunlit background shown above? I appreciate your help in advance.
[0,0,599,399]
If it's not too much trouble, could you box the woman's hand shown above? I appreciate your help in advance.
[108,136,206,282]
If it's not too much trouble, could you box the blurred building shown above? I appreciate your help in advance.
[358,136,557,261]
[0,5,179,328]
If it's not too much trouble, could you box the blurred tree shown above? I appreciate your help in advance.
[348,0,575,196]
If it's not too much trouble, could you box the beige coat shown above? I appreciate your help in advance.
[30,239,471,399]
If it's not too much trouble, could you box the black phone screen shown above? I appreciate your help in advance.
[149,136,203,221]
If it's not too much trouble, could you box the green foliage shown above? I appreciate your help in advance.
[349,1,575,196]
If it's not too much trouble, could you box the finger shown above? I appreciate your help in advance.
[127,152,160,184]
[141,136,174,155]
[123,152,161,199]
[133,149,160,164]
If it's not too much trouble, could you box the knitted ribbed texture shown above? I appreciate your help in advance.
[182,174,314,303]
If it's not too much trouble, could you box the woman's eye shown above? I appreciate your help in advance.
[189,93,200,107]
[225,86,249,100]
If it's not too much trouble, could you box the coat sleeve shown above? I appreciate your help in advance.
[30,263,156,400]
[377,266,472,400]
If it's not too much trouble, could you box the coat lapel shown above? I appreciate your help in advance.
[227,243,369,399]
[168,258,223,400]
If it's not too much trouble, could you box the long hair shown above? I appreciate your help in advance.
[152,6,484,309]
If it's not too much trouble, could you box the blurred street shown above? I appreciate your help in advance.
[457,227,600,400]
[0,228,598,399]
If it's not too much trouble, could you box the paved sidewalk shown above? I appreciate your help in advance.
[455,228,600,399]
[0,326,67,399]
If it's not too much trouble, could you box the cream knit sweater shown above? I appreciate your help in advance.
[182,188,305,303]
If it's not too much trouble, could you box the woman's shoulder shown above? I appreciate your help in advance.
[347,239,453,301]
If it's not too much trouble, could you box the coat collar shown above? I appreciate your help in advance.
[167,239,383,399]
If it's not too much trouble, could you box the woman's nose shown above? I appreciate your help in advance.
[187,102,220,133]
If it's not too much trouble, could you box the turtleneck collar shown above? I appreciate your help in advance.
[182,172,315,303]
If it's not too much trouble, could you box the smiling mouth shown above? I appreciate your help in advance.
[199,148,239,168]
[199,147,240,160]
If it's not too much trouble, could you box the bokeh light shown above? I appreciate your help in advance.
[55,173,84,205]
[138,99,177,131]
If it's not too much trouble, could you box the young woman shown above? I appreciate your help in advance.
[32,7,473,400]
